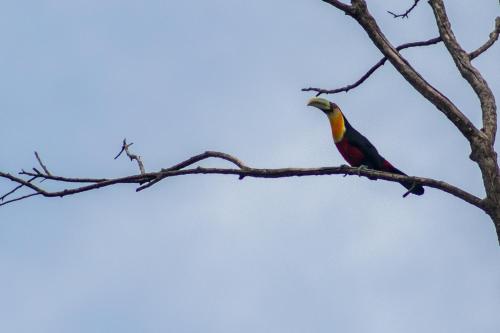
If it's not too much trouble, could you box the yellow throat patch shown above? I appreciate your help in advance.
[328,109,346,143]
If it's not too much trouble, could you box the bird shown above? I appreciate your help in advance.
[307,97,424,196]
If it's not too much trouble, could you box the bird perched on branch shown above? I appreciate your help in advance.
[307,97,424,196]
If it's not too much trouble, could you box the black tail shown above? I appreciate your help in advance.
[383,163,424,196]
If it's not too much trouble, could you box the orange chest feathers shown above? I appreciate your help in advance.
[328,110,346,143]
[328,110,364,166]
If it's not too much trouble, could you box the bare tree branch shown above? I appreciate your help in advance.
[387,0,421,19]
[429,1,497,143]
[0,193,41,207]
[469,17,500,60]
[0,151,485,210]
[302,36,441,96]
[136,151,250,192]
[17,172,107,184]
[167,151,249,171]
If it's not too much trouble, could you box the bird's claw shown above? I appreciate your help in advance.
[357,165,368,177]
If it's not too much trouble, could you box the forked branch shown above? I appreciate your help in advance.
[0,145,485,210]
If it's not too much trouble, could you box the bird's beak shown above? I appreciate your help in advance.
[307,97,330,112]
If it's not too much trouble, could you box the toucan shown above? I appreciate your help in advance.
[307,97,424,196]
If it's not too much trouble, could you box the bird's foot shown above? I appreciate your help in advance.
[356,165,368,177]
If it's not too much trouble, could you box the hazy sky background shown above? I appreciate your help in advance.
[1,0,499,332]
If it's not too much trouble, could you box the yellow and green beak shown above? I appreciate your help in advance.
[307,97,331,112]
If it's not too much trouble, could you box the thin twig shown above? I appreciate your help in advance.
[18,171,108,183]
[0,193,41,207]
[115,139,146,175]
[114,144,126,160]
[302,37,441,96]
[0,176,37,201]
[136,176,163,192]
[469,17,500,60]
[34,151,52,176]
[0,172,50,195]
[138,151,250,192]
[166,151,249,171]
[387,0,421,19]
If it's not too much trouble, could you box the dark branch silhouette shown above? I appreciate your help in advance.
[34,151,52,176]
[0,147,485,210]
[387,0,421,19]
[302,37,441,96]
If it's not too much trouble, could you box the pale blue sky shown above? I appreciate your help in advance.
[1,1,499,332]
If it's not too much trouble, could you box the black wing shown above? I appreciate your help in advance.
[343,119,385,170]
